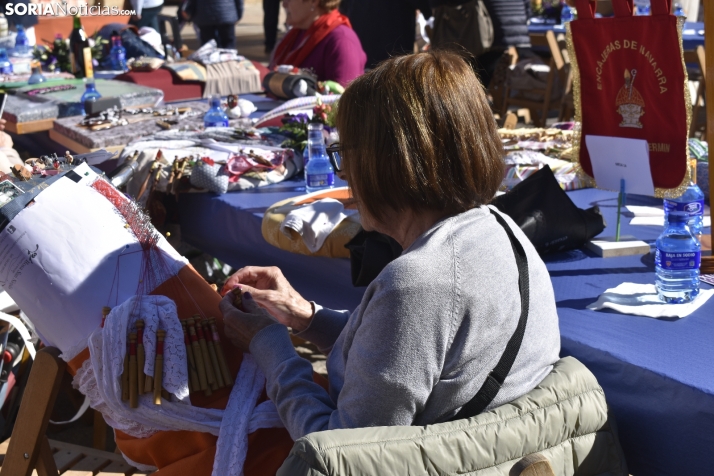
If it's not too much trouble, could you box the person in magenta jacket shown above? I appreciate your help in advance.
[270,0,366,86]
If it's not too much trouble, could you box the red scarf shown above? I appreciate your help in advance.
[271,9,352,69]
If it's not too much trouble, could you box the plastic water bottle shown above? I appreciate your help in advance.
[203,95,229,128]
[0,48,12,74]
[109,33,127,72]
[663,161,705,238]
[634,0,651,15]
[305,123,334,193]
[28,60,46,84]
[655,212,701,303]
[0,15,9,38]
[13,24,30,56]
[560,3,574,23]
[80,77,102,115]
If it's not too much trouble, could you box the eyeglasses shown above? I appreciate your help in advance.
[326,142,343,172]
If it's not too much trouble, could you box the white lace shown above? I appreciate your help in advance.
[72,295,284,474]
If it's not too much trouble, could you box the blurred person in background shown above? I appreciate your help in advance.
[270,0,366,86]
[343,0,431,69]
[185,0,244,49]
[129,0,164,32]
[429,0,531,87]
[264,0,282,54]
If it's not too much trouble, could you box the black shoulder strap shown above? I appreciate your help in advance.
[451,208,530,420]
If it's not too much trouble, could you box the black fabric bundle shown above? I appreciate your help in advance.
[345,165,605,287]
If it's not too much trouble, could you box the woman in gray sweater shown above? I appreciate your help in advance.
[219,50,560,440]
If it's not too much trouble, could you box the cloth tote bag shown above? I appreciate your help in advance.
[432,0,494,57]
[567,0,690,195]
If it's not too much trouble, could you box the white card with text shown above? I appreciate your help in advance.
[585,135,655,197]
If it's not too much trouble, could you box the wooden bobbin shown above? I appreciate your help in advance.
[194,316,217,391]
[209,317,234,386]
[186,318,209,394]
[101,307,111,328]
[121,343,129,402]
[154,329,166,405]
[128,333,138,409]
[181,320,200,393]
[136,320,146,395]
[202,319,225,388]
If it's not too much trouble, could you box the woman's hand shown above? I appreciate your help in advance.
[0,119,7,132]
[219,289,278,351]
[221,266,314,332]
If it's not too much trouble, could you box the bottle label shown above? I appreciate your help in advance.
[664,199,704,217]
[307,173,334,188]
[205,120,229,128]
[655,249,701,270]
[0,64,12,74]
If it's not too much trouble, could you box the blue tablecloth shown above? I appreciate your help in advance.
[179,182,714,475]
[528,20,704,50]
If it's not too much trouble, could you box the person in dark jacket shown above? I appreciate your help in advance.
[429,0,531,87]
[343,0,431,69]
[263,0,282,54]
[187,0,244,48]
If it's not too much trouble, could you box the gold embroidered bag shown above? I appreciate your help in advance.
[568,0,690,194]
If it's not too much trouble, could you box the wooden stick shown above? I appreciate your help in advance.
[195,316,217,390]
[172,157,189,195]
[209,317,234,386]
[136,320,146,395]
[144,373,154,394]
[121,343,129,402]
[129,333,138,409]
[202,319,225,388]
[154,330,166,405]
[136,162,157,201]
[187,318,209,393]
[181,320,200,393]
[101,306,111,328]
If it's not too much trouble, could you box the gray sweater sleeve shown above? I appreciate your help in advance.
[249,268,451,440]
[293,305,350,354]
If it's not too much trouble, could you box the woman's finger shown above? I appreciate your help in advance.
[241,292,262,314]
[218,291,239,315]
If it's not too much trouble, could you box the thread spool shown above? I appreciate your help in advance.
[202,319,225,388]
[187,318,209,393]
[121,342,129,402]
[129,332,138,408]
[209,317,234,386]
[154,329,166,405]
[101,306,111,328]
[181,320,200,393]
[195,316,217,390]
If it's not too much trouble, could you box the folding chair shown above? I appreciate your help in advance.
[0,347,150,475]
[684,45,706,136]
[501,31,570,127]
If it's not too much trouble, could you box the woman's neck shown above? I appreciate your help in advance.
[378,209,453,250]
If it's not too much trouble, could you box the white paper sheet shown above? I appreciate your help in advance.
[0,167,186,356]
[626,205,711,227]
[585,135,655,196]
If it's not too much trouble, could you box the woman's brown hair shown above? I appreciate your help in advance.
[336,50,504,224]
[318,0,340,12]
